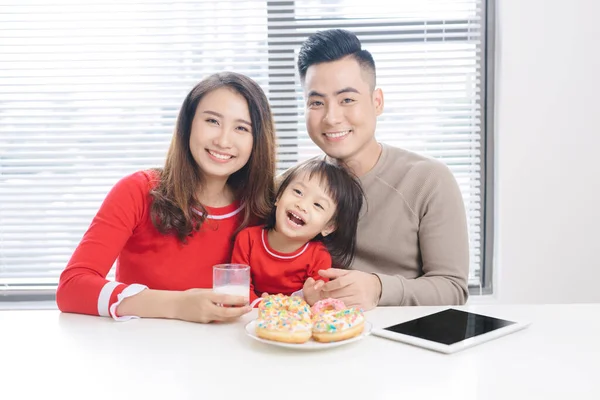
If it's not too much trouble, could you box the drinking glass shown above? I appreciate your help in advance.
[212,263,250,306]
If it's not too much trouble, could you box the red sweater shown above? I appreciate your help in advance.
[56,171,244,318]
[231,226,331,300]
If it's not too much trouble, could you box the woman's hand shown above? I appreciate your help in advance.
[175,289,252,323]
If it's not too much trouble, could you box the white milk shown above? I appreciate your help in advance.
[213,284,250,303]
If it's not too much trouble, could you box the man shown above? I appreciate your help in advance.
[298,29,470,309]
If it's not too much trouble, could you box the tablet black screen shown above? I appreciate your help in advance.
[383,308,516,345]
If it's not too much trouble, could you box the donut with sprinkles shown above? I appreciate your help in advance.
[310,298,365,343]
[254,295,365,344]
[255,294,312,343]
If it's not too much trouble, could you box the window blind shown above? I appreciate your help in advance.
[0,0,486,298]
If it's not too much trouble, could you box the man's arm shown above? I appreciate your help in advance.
[377,161,470,306]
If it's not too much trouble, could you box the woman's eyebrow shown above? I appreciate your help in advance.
[202,110,251,126]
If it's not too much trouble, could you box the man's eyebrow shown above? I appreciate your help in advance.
[307,87,360,97]
[307,90,325,98]
[335,87,360,95]
[202,110,251,126]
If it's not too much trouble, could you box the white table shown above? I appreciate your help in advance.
[1,304,598,400]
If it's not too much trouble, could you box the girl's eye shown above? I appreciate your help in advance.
[237,126,250,132]
[314,203,324,210]
[293,189,302,195]
[206,118,219,124]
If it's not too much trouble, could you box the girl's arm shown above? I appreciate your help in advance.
[307,244,332,282]
[230,228,259,304]
[300,245,331,305]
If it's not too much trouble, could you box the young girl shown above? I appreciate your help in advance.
[231,159,364,305]
[56,72,276,323]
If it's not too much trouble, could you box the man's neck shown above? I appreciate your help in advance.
[329,139,382,178]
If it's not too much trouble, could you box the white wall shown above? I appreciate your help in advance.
[494,0,600,303]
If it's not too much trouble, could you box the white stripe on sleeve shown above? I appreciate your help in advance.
[109,284,148,321]
[97,281,122,317]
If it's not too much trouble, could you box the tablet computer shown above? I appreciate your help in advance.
[372,308,530,354]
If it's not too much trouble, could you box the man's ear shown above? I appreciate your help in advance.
[321,223,336,237]
[373,88,384,116]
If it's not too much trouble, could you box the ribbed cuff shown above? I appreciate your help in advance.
[374,273,405,306]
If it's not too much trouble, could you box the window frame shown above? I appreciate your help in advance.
[0,0,495,304]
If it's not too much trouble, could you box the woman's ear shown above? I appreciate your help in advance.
[321,223,336,237]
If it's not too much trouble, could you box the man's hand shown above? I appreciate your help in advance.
[302,277,325,305]
[318,269,382,311]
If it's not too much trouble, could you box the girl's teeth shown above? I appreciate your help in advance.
[288,212,305,226]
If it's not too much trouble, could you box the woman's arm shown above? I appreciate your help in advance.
[56,172,150,319]
[117,288,251,323]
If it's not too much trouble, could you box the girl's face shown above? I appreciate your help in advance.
[274,173,337,242]
[189,87,254,183]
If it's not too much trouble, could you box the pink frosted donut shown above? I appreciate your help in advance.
[311,298,346,315]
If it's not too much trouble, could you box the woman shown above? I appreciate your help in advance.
[56,72,276,323]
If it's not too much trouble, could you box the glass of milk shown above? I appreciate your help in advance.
[212,263,250,306]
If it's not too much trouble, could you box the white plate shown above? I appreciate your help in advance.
[244,320,373,350]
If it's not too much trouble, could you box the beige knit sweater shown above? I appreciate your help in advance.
[352,143,470,306]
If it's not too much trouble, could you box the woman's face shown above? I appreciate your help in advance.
[189,87,254,182]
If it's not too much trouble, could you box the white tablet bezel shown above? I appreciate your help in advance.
[372,309,531,354]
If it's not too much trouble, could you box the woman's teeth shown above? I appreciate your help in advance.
[208,150,233,160]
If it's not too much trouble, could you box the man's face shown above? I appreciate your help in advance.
[303,56,383,163]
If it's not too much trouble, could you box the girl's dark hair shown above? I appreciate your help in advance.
[265,159,364,268]
[150,72,276,242]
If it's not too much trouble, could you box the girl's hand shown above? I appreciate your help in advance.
[302,277,325,306]
[175,289,252,323]
[318,269,382,311]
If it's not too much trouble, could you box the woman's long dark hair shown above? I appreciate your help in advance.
[265,159,364,268]
[150,72,276,242]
